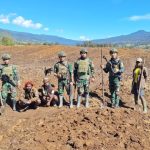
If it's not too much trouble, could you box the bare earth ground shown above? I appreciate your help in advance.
[0,45,150,150]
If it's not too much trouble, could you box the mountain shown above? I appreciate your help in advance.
[0,28,150,45]
[92,30,150,44]
[0,28,82,45]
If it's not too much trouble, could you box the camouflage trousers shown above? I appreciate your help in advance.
[58,79,70,95]
[1,82,17,104]
[109,77,120,107]
[77,79,89,95]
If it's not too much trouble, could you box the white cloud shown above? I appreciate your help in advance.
[12,16,43,29]
[79,35,90,41]
[0,13,49,31]
[0,14,10,24]
[0,13,16,24]
[44,27,49,31]
[128,13,150,21]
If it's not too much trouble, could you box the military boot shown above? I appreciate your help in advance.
[0,105,4,115]
[85,94,89,108]
[69,94,74,108]
[59,95,63,108]
[77,95,81,108]
[12,99,17,111]
[115,95,120,108]
[0,99,6,115]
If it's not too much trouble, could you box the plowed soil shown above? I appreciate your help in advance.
[0,45,150,150]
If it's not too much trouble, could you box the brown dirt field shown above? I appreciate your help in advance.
[0,45,150,150]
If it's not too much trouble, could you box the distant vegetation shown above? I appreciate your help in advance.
[77,41,150,50]
[0,36,14,46]
[0,36,60,46]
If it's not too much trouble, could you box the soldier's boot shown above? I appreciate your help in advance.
[0,99,6,115]
[143,107,148,113]
[141,98,148,113]
[12,99,17,111]
[0,105,5,114]
[111,99,115,108]
[77,95,81,108]
[0,100,5,115]
[59,95,63,108]
[110,91,115,108]
[85,94,89,108]
[69,95,74,108]
[115,95,120,108]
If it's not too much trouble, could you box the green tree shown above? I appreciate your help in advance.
[1,36,14,46]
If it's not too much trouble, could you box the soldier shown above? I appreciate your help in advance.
[0,53,20,111]
[131,58,148,113]
[39,77,58,107]
[18,81,41,111]
[74,48,95,108]
[101,48,124,108]
[54,51,74,108]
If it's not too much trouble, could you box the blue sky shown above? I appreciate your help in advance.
[0,0,150,40]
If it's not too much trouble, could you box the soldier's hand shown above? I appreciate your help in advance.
[57,74,62,79]
[100,64,105,69]
[70,82,73,86]
[90,77,95,82]
[26,100,31,104]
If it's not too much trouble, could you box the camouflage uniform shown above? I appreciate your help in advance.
[103,48,124,107]
[74,48,95,108]
[131,58,148,113]
[0,54,20,111]
[18,86,41,111]
[54,51,73,108]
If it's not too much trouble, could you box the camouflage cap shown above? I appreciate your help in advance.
[136,57,142,63]
[109,48,118,53]
[1,53,11,60]
[58,51,66,57]
[80,48,88,53]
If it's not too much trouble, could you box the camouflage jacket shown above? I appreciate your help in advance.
[54,61,73,81]
[74,57,95,80]
[0,64,20,85]
[103,58,124,79]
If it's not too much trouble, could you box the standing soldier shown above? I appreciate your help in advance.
[131,58,148,113]
[54,51,74,108]
[74,48,95,108]
[39,77,58,107]
[0,53,20,111]
[101,48,124,108]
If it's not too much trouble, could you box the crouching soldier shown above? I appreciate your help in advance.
[54,51,74,108]
[18,81,41,111]
[131,58,148,113]
[74,48,95,108]
[101,48,124,108]
[0,53,20,111]
[39,77,58,107]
